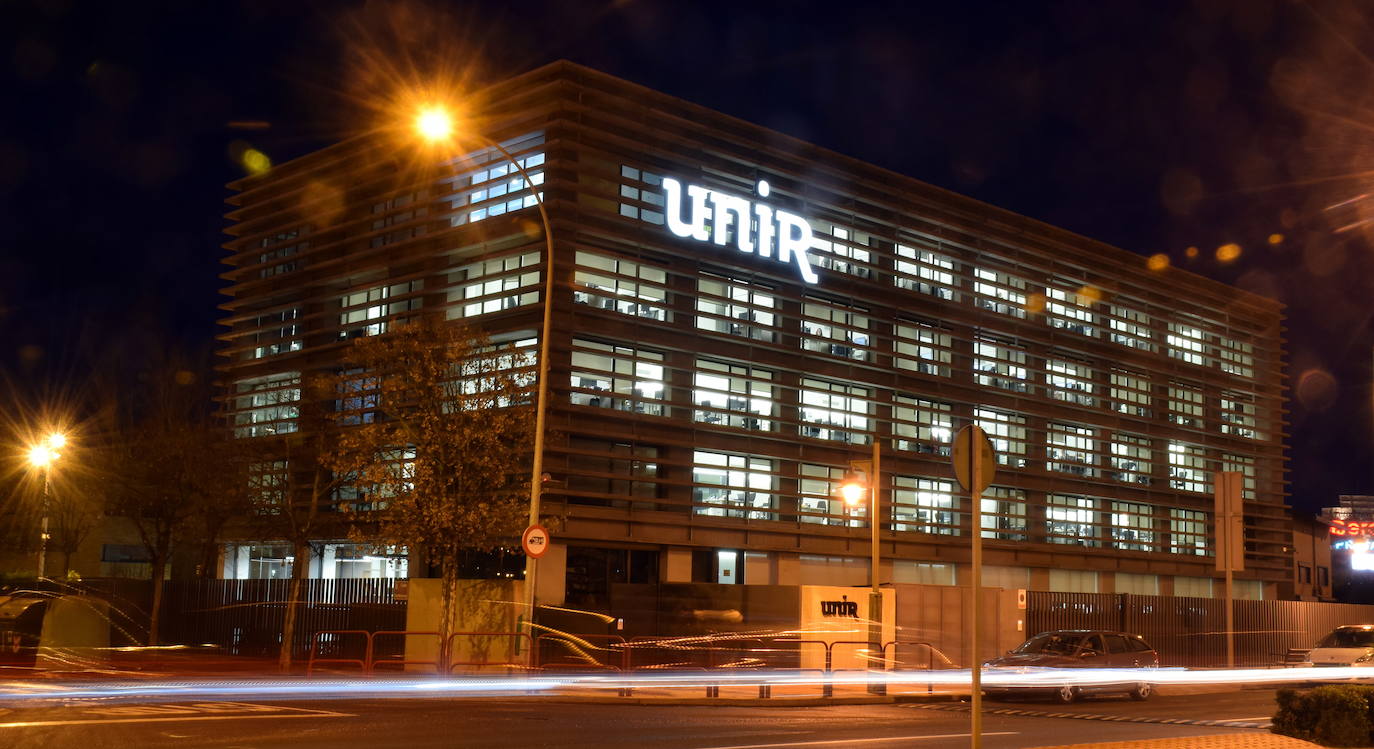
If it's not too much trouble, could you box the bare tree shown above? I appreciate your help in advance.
[103,362,223,645]
[324,315,534,657]
[248,374,352,672]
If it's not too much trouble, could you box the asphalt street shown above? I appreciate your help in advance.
[0,689,1280,749]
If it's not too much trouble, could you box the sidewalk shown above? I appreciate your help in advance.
[1033,736,1320,749]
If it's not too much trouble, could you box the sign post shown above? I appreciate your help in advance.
[1215,471,1243,669]
[952,424,996,749]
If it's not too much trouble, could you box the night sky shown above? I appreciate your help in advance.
[4,0,1372,514]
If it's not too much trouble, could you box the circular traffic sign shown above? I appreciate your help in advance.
[522,524,551,559]
[952,424,997,495]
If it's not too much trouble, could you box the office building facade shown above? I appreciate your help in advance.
[219,62,1288,606]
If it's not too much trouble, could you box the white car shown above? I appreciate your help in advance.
[1307,625,1374,667]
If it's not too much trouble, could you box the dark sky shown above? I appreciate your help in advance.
[4,0,1373,513]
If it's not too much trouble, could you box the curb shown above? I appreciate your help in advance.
[519,694,899,707]
[904,702,1271,730]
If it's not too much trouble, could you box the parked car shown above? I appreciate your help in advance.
[983,629,1159,703]
[1306,625,1374,667]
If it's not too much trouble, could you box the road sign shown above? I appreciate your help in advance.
[952,424,996,495]
[522,524,551,559]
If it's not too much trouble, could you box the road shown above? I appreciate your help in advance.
[0,689,1279,748]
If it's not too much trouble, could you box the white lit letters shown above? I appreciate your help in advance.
[663,178,819,284]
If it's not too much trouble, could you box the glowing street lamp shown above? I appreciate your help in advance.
[27,432,66,579]
[411,101,557,651]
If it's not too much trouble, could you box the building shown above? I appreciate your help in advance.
[1321,495,1374,602]
[1283,510,1333,602]
[217,61,1289,610]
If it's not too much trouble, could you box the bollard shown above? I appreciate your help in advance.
[822,647,833,698]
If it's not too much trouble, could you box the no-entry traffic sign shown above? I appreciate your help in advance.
[522,524,551,559]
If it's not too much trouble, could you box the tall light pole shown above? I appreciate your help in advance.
[840,439,883,694]
[27,432,66,579]
[413,105,556,647]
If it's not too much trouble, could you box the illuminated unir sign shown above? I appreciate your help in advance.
[663,178,819,284]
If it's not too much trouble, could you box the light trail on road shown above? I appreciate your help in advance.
[0,665,1365,706]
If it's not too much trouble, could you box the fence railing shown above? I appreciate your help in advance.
[1028,591,1374,668]
[160,578,406,658]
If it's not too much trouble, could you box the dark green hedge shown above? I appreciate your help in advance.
[1274,685,1374,747]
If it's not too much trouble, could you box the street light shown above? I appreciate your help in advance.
[27,432,66,579]
[838,439,884,694]
[412,103,556,648]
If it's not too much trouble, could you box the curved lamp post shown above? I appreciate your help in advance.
[414,105,556,644]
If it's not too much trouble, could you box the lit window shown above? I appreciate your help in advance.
[810,223,871,278]
[891,395,952,455]
[893,320,952,377]
[975,408,1028,468]
[892,476,958,535]
[1046,285,1097,337]
[1217,335,1254,378]
[1167,320,1208,365]
[440,133,545,226]
[1046,357,1095,406]
[1046,494,1100,547]
[692,450,775,520]
[1220,392,1261,439]
[1108,304,1153,351]
[1110,501,1156,551]
[232,372,301,438]
[972,266,1027,318]
[573,251,669,321]
[1047,422,1097,477]
[1108,433,1152,486]
[618,165,666,225]
[973,335,1029,393]
[982,487,1027,540]
[1109,369,1152,417]
[799,378,870,444]
[696,275,777,342]
[339,281,423,339]
[801,299,869,361]
[569,339,666,416]
[1169,508,1209,556]
[1167,382,1205,428]
[1168,441,1210,493]
[799,463,858,527]
[447,251,540,319]
[693,359,774,431]
[893,242,957,300]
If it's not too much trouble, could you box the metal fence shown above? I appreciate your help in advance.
[158,578,406,658]
[1028,591,1374,667]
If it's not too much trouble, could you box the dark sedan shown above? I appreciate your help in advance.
[983,630,1159,703]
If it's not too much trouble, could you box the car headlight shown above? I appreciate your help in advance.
[1356,652,1374,664]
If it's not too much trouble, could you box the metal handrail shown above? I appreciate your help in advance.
[370,630,444,674]
[306,629,372,676]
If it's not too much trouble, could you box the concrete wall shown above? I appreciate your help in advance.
[893,583,1023,668]
[404,578,526,671]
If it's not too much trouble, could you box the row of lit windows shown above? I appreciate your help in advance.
[571,257,1268,439]
[613,167,1259,380]
[561,342,1263,495]
[684,446,1213,554]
